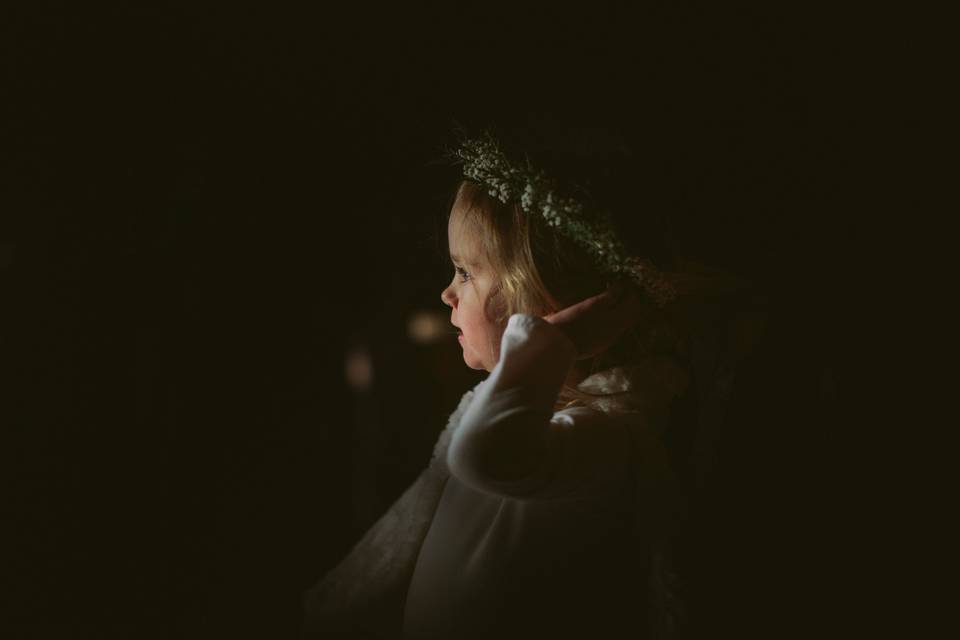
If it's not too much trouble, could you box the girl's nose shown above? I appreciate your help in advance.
[440,285,456,308]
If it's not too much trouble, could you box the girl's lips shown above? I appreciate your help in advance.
[457,333,464,343]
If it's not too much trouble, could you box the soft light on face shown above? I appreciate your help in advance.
[439,204,506,372]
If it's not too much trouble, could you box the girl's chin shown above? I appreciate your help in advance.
[461,352,489,372]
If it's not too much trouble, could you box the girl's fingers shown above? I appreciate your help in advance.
[544,284,644,333]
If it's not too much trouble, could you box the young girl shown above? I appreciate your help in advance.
[303,131,737,640]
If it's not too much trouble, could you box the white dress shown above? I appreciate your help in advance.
[303,313,691,639]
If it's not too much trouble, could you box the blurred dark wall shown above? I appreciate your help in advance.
[2,2,886,638]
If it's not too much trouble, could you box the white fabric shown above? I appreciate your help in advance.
[303,313,690,639]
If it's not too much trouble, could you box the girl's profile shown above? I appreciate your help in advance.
[303,124,751,640]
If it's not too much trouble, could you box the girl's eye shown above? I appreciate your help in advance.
[455,266,471,283]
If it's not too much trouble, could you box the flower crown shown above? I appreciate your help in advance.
[451,131,679,308]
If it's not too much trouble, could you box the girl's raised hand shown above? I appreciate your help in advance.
[542,283,648,360]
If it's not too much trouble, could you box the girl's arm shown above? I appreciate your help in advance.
[302,468,448,636]
[447,313,632,500]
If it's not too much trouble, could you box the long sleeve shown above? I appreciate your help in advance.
[447,313,632,501]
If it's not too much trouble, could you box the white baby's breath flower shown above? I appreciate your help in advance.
[454,132,677,307]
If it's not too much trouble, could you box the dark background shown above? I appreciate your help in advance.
[2,2,900,638]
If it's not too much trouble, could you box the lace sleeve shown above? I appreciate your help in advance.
[301,384,481,637]
[301,468,448,638]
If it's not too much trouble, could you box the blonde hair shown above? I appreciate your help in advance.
[449,180,686,411]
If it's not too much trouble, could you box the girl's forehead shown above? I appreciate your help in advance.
[448,207,484,264]
[448,199,472,230]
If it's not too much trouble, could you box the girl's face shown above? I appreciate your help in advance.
[440,206,506,372]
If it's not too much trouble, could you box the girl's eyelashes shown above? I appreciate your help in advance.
[455,266,471,283]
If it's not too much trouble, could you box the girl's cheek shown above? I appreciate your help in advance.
[482,287,505,321]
